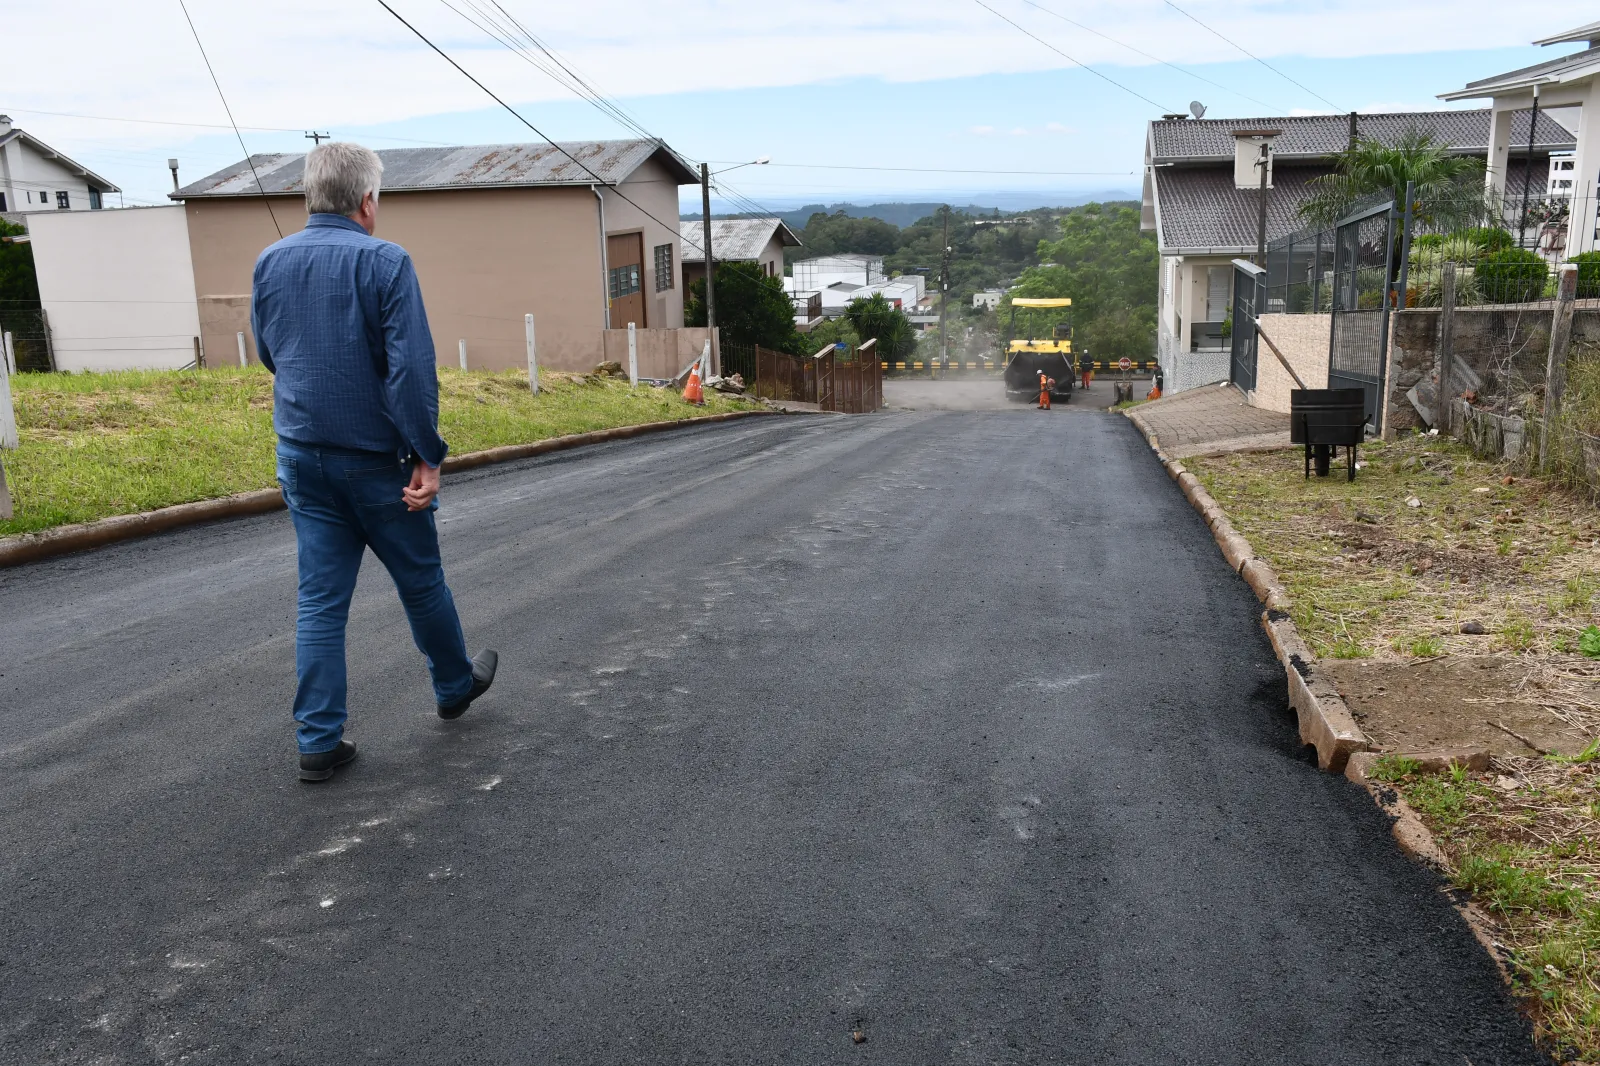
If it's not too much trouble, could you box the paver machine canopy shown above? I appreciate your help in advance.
[1003,297,1074,402]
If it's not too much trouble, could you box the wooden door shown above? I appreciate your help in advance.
[606,233,646,328]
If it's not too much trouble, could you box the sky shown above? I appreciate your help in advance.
[1,0,1587,215]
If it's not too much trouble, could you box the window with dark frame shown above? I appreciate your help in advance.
[56,190,69,209]
[653,243,674,292]
[608,263,641,300]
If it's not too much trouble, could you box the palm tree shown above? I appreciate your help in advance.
[1298,130,1487,230]
[842,293,916,360]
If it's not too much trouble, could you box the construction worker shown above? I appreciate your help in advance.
[1079,352,1092,391]
[1038,371,1052,410]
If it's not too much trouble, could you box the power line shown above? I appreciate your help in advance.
[971,0,1174,112]
[0,107,457,146]
[1159,0,1341,112]
[373,0,697,254]
[701,160,1134,176]
[175,0,282,237]
[1016,0,1278,112]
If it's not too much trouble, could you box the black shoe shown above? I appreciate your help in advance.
[438,650,498,720]
[299,740,358,782]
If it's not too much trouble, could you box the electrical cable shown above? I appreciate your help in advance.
[701,161,1134,176]
[175,0,282,237]
[971,0,1174,112]
[1016,0,1278,111]
[1159,0,1340,111]
[374,0,702,254]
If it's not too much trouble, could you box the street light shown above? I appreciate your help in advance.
[711,157,770,176]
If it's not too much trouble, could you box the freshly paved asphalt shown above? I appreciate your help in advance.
[1,407,1540,1065]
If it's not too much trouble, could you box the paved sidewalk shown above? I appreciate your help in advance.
[1131,383,1291,458]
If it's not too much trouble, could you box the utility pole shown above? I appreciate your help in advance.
[940,205,951,370]
[700,163,716,371]
[1255,141,1271,265]
[305,131,330,145]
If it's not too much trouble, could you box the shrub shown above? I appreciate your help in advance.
[1464,227,1515,252]
[1572,251,1600,299]
[1474,247,1547,304]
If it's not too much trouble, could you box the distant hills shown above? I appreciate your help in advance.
[684,192,1139,230]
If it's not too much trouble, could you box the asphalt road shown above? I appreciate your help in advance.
[1,408,1539,1065]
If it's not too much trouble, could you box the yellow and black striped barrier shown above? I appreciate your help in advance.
[878,361,1158,372]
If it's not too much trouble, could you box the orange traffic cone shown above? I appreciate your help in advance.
[683,365,704,405]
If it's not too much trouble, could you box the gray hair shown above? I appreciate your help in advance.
[303,142,383,217]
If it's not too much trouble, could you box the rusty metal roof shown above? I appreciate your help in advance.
[174,138,697,198]
[678,218,801,264]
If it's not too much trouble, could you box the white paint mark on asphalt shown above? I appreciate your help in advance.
[1011,674,1101,692]
[358,817,389,828]
[168,956,207,971]
[479,777,502,791]
[319,898,335,909]
[595,666,627,675]
[315,837,361,857]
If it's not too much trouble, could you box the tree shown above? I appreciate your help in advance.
[0,219,39,307]
[791,211,901,260]
[1298,130,1486,229]
[685,260,803,353]
[1005,203,1157,364]
[842,293,916,360]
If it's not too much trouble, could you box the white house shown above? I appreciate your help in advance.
[789,254,884,292]
[26,205,203,372]
[972,289,1003,310]
[0,115,119,216]
[1142,108,1573,391]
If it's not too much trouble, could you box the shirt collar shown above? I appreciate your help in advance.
[306,213,368,234]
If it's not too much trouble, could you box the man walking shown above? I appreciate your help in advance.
[252,142,497,783]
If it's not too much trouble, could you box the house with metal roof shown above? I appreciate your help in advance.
[1141,109,1573,384]
[677,217,801,293]
[0,114,120,220]
[171,138,701,373]
[1442,20,1600,257]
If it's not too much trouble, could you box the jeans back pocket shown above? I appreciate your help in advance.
[275,457,298,497]
[343,464,408,523]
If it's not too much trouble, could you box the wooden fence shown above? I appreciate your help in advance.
[721,340,882,413]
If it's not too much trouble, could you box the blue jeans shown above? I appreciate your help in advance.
[275,440,474,754]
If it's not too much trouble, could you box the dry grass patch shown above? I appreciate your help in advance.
[1,366,758,537]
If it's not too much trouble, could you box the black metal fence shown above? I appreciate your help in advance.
[1230,261,1262,392]
[1328,199,1396,425]
[1263,225,1334,314]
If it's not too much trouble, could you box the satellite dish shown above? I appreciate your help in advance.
[1189,100,1207,120]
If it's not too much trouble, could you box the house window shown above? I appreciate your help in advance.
[56,191,69,209]
[0,192,6,212]
[89,189,102,210]
[653,243,673,292]
[608,263,641,300]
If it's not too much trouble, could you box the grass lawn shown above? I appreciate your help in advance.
[1188,434,1600,663]
[0,366,758,538]
[1376,752,1600,1060]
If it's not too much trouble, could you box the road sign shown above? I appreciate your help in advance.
[1118,357,1132,371]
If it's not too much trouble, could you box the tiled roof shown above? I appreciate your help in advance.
[678,218,800,263]
[1149,108,1573,163]
[1154,160,1545,252]
[175,139,697,198]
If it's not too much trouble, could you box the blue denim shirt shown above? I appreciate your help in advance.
[251,214,448,466]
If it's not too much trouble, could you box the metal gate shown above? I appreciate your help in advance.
[1327,199,1395,427]
[1229,260,1264,392]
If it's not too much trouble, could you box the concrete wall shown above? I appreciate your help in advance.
[1251,313,1330,413]
[184,179,686,375]
[599,327,717,379]
[27,205,202,371]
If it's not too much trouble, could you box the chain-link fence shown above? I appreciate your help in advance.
[0,305,54,372]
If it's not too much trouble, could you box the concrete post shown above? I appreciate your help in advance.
[1568,80,1600,258]
[0,349,17,451]
[2,331,13,376]
[1541,263,1580,470]
[525,314,539,395]
[700,339,711,382]
[236,331,248,368]
[458,340,468,372]
[1438,263,1457,436]
[0,456,11,521]
[1484,103,1513,208]
[627,322,638,387]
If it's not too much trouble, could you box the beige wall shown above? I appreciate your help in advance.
[600,327,717,379]
[1251,312,1330,413]
[184,182,679,374]
[600,157,685,332]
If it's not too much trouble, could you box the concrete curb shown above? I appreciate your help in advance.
[0,409,780,569]
[1124,407,1372,773]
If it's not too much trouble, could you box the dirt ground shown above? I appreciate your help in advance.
[1325,656,1600,756]
[1189,434,1600,758]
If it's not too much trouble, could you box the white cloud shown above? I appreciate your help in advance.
[969,125,998,136]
